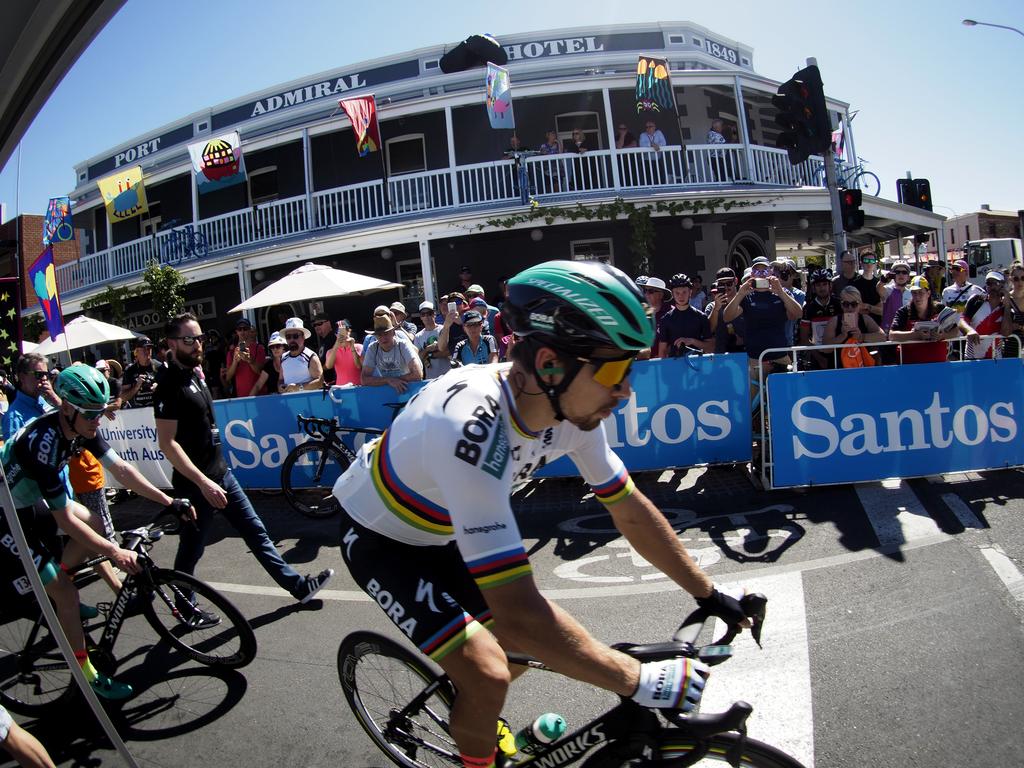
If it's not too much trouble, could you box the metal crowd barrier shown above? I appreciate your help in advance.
[752,334,1021,490]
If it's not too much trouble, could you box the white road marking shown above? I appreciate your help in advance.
[978,545,1024,603]
[703,572,814,768]
[939,492,986,529]
[855,479,944,547]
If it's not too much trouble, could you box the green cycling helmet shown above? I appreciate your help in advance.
[55,365,110,410]
[502,260,654,353]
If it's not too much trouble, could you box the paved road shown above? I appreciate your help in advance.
[5,465,1024,767]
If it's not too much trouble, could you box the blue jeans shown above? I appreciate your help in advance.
[173,470,305,597]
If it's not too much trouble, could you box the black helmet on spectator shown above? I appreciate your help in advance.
[809,268,833,284]
[667,273,693,289]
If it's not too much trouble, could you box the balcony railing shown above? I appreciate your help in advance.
[57,144,824,297]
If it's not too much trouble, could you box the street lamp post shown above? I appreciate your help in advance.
[962,18,1024,38]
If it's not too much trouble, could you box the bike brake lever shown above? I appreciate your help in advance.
[741,593,768,649]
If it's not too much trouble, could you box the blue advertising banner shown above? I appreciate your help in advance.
[213,354,752,488]
[767,359,1024,488]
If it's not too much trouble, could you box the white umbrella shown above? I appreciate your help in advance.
[230,262,402,312]
[34,316,138,355]
[20,340,38,353]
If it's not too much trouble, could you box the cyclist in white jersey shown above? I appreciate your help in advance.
[334,260,748,768]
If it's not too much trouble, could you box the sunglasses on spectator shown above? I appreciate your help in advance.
[31,370,53,381]
[643,288,664,295]
[169,334,206,346]
[892,270,910,276]
[950,266,964,272]
[752,268,770,276]
[68,402,106,421]
[284,333,304,341]
[578,355,634,388]
[841,301,860,308]
[774,269,792,278]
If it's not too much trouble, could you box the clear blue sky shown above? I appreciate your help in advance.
[1,0,1021,224]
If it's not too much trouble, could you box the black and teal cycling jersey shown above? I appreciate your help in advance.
[0,411,115,512]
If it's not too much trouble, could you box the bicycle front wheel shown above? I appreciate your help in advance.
[143,569,256,668]
[649,730,807,767]
[281,442,349,518]
[338,631,459,768]
[851,170,880,197]
[0,611,75,715]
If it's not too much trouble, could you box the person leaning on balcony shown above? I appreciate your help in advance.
[278,318,323,393]
[538,130,562,155]
[706,119,728,180]
[567,129,588,153]
[639,120,667,151]
[615,123,637,149]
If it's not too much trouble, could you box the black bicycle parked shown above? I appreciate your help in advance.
[281,402,404,519]
[0,510,257,714]
[338,593,807,768]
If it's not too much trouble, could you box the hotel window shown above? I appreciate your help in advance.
[249,166,279,205]
[570,238,613,265]
[386,134,427,176]
[555,112,602,150]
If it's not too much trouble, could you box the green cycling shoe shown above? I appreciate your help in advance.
[90,673,133,700]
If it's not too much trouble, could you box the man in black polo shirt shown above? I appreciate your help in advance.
[154,312,333,609]
[121,336,161,409]
[657,273,713,357]
[311,312,338,386]
[800,268,842,369]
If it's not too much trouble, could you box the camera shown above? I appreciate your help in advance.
[754,278,769,289]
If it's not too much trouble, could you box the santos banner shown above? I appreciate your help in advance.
[212,355,752,488]
[767,358,1024,488]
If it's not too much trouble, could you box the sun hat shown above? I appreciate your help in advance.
[373,316,397,335]
[389,301,407,315]
[106,359,123,377]
[418,300,435,312]
[267,331,287,348]
[643,277,671,295]
[278,317,311,339]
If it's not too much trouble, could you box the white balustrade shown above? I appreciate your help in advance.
[456,160,519,205]
[387,168,453,214]
[313,179,386,227]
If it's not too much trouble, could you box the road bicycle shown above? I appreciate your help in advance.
[338,593,807,767]
[811,158,880,197]
[0,509,257,714]
[161,222,209,264]
[281,398,404,519]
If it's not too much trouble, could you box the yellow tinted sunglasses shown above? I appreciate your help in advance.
[579,356,635,388]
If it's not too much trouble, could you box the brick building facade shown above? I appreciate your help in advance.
[0,213,83,312]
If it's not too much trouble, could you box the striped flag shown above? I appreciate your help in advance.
[27,247,64,342]
[338,96,382,157]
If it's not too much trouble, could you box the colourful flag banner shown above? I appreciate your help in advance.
[42,197,74,246]
[485,63,515,130]
[97,166,149,224]
[27,247,64,342]
[188,132,247,194]
[635,55,674,113]
[831,120,845,160]
[338,96,382,157]
[0,278,22,370]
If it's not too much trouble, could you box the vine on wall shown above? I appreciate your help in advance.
[472,196,769,274]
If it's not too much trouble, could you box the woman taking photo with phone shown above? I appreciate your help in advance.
[325,319,363,386]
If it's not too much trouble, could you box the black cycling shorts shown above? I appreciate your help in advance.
[339,508,493,663]
[0,507,61,613]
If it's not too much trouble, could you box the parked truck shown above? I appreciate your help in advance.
[963,238,1023,285]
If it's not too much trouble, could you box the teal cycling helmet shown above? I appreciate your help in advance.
[55,365,110,410]
[502,260,654,353]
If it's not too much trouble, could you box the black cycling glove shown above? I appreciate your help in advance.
[695,587,747,626]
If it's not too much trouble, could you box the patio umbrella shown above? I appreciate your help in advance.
[230,262,402,312]
[34,316,138,356]
[20,340,38,353]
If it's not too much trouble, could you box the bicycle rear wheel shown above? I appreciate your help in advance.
[281,442,349,518]
[851,170,880,197]
[0,611,75,715]
[143,569,256,668]
[338,631,459,768]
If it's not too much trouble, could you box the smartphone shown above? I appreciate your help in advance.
[447,301,457,315]
[239,340,248,352]
[754,278,769,289]
[843,312,858,329]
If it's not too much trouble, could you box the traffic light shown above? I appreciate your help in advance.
[913,179,932,211]
[840,188,865,232]
[896,178,914,205]
[772,65,832,165]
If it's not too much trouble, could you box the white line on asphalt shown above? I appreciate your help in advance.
[978,545,1024,603]
[939,493,986,529]
[704,572,814,768]
[855,479,944,547]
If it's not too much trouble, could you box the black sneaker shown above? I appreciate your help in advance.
[175,599,221,629]
[298,568,335,604]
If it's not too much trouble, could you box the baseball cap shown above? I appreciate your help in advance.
[458,265,472,274]
[418,300,435,312]
[985,270,1006,283]
[952,259,969,270]
[462,310,483,325]
[133,335,153,348]
[311,312,330,324]
[469,297,488,309]
[751,257,771,267]
[908,276,930,291]
[236,317,254,329]
[465,284,485,295]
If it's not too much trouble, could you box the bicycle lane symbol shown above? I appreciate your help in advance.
[551,505,800,584]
